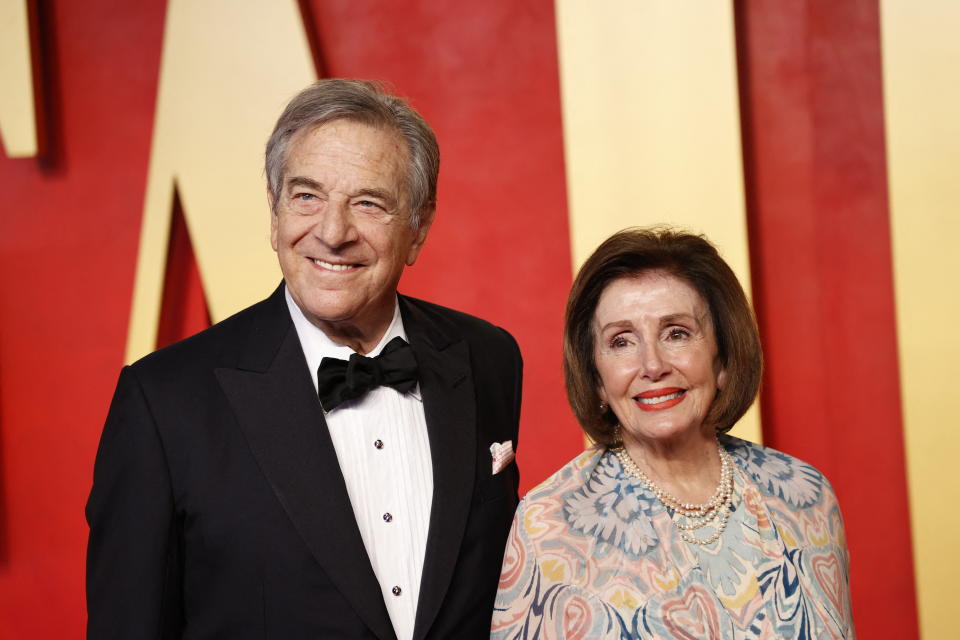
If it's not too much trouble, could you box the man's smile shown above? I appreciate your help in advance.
[311,257,363,272]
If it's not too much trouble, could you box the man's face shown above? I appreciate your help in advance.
[271,120,431,340]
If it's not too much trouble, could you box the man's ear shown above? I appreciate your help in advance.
[405,205,435,266]
[268,186,279,252]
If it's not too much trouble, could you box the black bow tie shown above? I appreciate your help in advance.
[316,336,419,412]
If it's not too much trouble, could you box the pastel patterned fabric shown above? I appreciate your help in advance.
[492,436,854,639]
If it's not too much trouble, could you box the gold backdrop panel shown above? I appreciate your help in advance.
[881,2,960,637]
[126,0,316,362]
[555,0,759,443]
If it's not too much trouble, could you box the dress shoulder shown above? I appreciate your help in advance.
[722,435,838,512]
[722,435,849,564]
[522,448,606,504]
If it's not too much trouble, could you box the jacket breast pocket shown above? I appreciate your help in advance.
[477,461,516,504]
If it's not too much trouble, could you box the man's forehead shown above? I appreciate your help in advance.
[291,118,405,152]
[284,120,404,168]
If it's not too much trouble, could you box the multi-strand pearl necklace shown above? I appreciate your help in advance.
[615,439,736,546]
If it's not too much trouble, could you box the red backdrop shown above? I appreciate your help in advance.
[736,1,916,636]
[0,1,918,637]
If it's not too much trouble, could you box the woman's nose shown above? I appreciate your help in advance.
[639,342,670,380]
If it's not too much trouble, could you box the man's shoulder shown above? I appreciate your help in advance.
[399,294,518,349]
[130,287,285,378]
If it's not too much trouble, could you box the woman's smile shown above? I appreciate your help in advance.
[634,387,686,411]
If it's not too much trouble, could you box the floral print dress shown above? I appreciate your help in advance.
[491,436,854,639]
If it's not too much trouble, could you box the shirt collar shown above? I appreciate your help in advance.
[284,285,421,401]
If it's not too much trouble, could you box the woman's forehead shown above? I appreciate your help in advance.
[594,271,708,324]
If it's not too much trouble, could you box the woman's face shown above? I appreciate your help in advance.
[593,271,727,447]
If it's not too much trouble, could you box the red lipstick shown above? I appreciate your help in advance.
[634,387,686,412]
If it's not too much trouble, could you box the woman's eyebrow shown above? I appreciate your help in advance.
[597,319,634,333]
[660,312,698,325]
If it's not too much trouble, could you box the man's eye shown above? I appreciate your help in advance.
[356,200,382,209]
[295,193,316,201]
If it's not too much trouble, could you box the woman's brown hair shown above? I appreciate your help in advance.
[564,227,762,445]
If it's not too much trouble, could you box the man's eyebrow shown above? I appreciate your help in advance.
[353,188,398,204]
[285,176,323,191]
[284,179,398,206]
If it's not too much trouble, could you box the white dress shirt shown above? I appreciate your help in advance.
[285,288,433,640]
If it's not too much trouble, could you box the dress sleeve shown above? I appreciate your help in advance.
[826,481,856,638]
[85,366,183,638]
[797,474,856,639]
[491,500,542,639]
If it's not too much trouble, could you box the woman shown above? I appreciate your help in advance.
[492,228,854,639]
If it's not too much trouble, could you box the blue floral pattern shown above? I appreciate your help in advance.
[562,452,665,559]
[731,443,824,509]
[492,437,854,639]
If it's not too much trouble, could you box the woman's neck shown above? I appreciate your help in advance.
[621,428,722,504]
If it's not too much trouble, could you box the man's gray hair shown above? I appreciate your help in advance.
[265,79,439,228]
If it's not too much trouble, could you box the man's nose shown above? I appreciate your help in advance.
[314,200,358,247]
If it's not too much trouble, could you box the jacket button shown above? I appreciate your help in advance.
[383,513,393,523]
[374,439,384,449]
[391,586,402,596]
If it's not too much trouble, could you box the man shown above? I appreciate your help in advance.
[86,80,522,639]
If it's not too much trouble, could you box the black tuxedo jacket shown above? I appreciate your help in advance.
[86,285,522,639]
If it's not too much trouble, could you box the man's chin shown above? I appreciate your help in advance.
[299,297,389,331]
[301,303,362,326]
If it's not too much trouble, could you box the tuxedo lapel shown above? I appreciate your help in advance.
[401,298,478,640]
[215,288,396,640]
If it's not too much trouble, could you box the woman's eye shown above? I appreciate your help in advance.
[666,328,690,341]
[610,335,630,349]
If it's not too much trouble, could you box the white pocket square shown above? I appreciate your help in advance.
[490,440,515,475]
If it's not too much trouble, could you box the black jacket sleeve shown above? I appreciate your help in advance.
[86,366,183,639]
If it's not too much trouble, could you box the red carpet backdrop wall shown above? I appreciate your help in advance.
[1,1,956,637]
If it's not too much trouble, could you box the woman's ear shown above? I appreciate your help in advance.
[597,386,608,404]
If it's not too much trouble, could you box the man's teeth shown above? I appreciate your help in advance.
[637,390,684,405]
[313,259,354,271]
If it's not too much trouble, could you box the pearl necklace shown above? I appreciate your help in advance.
[615,439,736,546]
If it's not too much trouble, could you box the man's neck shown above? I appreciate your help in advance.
[285,287,400,355]
[311,317,389,355]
